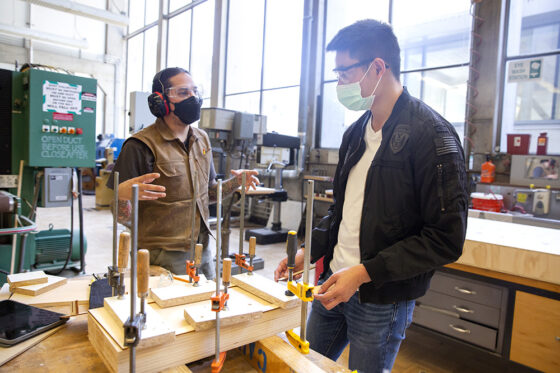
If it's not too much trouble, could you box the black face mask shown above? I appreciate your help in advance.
[173,96,202,125]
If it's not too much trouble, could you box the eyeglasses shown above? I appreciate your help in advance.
[333,60,389,82]
[165,86,202,100]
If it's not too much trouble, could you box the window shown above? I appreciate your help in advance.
[224,0,303,135]
[318,0,472,148]
[500,0,560,154]
[124,0,214,131]
[318,0,390,148]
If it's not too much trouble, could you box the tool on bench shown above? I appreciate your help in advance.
[285,180,315,354]
[186,171,201,286]
[211,179,227,373]
[107,172,120,296]
[123,185,144,373]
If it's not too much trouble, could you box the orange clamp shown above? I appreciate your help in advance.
[186,260,200,283]
[211,292,229,312]
[211,351,227,373]
[234,253,254,272]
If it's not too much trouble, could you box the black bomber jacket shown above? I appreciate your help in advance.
[312,88,468,304]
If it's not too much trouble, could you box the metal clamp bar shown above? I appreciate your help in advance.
[191,170,198,262]
[239,172,246,255]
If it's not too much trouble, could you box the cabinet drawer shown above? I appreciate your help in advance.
[413,305,497,351]
[510,291,560,373]
[418,290,501,328]
[430,272,504,308]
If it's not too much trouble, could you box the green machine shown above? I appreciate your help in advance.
[0,67,97,285]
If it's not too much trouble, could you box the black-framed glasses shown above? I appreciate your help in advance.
[333,60,389,81]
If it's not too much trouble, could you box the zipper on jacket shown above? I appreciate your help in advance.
[437,163,445,212]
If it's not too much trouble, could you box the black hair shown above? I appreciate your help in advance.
[326,19,401,79]
[152,67,190,93]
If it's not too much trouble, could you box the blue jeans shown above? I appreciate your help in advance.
[307,270,415,373]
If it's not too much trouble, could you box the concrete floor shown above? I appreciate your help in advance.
[35,194,301,281]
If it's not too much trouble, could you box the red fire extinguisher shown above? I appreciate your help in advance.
[537,132,548,155]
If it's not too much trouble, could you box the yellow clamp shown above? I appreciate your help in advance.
[285,329,310,354]
[287,281,314,302]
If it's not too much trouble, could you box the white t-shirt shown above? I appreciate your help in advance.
[329,119,382,273]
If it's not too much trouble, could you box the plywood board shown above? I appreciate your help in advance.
[88,301,300,373]
[231,272,301,309]
[104,296,175,349]
[12,275,67,296]
[7,271,47,288]
[0,324,65,366]
[150,278,216,308]
[183,287,274,331]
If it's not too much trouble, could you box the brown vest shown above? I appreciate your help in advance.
[133,119,212,251]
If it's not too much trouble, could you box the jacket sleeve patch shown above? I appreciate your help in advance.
[390,124,410,154]
[434,136,458,156]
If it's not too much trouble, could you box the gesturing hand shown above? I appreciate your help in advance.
[118,173,166,201]
[314,264,371,310]
[230,169,260,192]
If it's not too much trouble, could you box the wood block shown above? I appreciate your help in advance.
[231,272,301,309]
[10,277,91,309]
[103,296,176,349]
[88,300,300,373]
[150,277,216,308]
[7,271,48,288]
[183,287,274,331]
[12,275,68,296]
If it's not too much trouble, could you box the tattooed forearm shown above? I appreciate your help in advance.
[208,176,240,204]
[113,199,132,227]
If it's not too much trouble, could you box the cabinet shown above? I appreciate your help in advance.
[413,271,508,353]
[510,291,560,373]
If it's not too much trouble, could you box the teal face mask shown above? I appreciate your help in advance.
[336,63,383,111]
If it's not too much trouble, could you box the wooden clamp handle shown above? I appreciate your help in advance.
[194,243,203,266]
[118,232,130,271]
[249,236,256,257]
[137,249,150,295]
[222,258,232,283]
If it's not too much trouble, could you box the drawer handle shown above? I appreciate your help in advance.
[453,305,474,314]
[449,324,471,334]
[454,286,477,295]
[556,336,560,342]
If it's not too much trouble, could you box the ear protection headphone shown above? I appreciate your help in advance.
[147,71,170,118]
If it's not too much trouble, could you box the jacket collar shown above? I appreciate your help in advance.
[353,87,410,138]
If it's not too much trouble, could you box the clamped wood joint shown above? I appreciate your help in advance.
[234,253,254,272]
[211,292,229,312]
[123,313,146,347]
[287,281,315,302]
[185,260,200,284]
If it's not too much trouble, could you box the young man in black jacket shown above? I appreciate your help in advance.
[274,20,468,372]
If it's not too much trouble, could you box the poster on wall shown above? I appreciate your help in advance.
[42,80,82,115]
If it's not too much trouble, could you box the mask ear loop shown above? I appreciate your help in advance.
[360,61,384,98]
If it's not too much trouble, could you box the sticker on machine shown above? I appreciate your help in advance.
[83,107,95,114]
[82,92,97,102]
[53,112,74,121]
[43,80,82,115]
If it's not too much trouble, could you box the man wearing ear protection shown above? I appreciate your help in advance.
[274,20,468,372]
[108,67,259,279]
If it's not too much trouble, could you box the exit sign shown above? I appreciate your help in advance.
[508,58,542,82]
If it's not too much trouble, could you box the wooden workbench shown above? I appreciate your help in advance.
[454,217,560,289]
